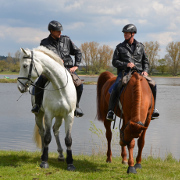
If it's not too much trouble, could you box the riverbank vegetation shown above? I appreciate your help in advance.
[1,41,180,76]
[0,150,179,179]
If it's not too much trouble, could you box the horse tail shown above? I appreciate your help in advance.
[97,71,114,121]
[33,117,46,149]
[33,124,41,148]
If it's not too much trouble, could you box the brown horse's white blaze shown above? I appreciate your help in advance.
[97,71,154,174]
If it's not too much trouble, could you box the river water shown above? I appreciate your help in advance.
[0,75,180,160]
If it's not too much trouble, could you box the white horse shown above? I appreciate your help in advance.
[17,46,77,170]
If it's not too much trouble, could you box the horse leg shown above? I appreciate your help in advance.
[127,139,137,174]
[40,113,52,168]
[53,117,65,161]
[134,130,146,170]
[64,114,75,171]
[121,146,128,165]
[104,120,112,162]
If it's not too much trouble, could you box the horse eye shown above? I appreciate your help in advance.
[23,64,28,68]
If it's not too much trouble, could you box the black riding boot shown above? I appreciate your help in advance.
[74,84,84,117]
[150,85,159,119]
[31,75,47,114]
[106,82,122,121]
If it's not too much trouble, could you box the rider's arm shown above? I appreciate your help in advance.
[69,39,82,67]
[141,45,149,73]
[112,46,128,70]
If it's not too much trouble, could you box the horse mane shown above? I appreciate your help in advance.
[34,46,64,66]
[97,71,115,121]
[130,73,143,122]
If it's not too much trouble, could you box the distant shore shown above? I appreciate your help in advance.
[0,71,180,84]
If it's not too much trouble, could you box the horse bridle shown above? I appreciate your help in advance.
[17,50,69,91]
[120,121,145,146]
[17,51,40,89]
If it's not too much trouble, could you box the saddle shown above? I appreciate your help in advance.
[108,70,155,113]
[109,71,155,94]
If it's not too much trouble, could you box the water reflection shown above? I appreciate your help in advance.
[0,77,180,160]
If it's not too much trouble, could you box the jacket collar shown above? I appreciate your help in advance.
[48,34,60,43]
[121,39,140,53]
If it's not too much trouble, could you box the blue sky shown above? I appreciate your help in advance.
[0,0,180,58]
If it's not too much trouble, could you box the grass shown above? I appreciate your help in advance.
[0,150,180,180]
[0,79,17,83]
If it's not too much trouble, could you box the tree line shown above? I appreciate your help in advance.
[1,41,180,76]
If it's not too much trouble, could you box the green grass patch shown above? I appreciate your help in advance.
[0,79,17,83]
[0,71,18,75]
[0,150,180,180]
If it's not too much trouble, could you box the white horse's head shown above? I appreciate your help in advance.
[17,48,43,93]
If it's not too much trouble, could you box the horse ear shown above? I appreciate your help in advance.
[20,48,30,56]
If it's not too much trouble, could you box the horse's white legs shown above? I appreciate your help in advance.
[53,117,65,161]
[40,113,53,168]
[64,113,75,171]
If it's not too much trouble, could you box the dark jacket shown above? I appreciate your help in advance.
[40,35,82,68]
[112,39,149,74]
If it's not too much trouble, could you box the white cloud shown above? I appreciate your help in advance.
[0,26,48,44]
[138,19,148,24]
[66,22,85,30]
[148,32,176,46]
[111,19,129,26]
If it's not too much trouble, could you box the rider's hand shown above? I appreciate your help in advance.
[70,66,78,73]
[127,62,135,68]
[141,71,148,76]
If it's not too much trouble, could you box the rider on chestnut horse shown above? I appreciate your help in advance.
[106,24,159,121]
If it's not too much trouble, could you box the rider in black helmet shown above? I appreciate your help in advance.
[106,24,159,121]
[31,20,84,117]
[48,20,63,31]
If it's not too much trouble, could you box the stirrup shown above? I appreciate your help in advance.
[151,109,159,120]
[106,110,115,121]
[74,108,84,117]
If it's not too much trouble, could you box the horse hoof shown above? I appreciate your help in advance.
[134,163,142,169]
[40,161,49,168]
[122,161,128,165]
[106,160,112,163]
[67,164,76,171]
[58,155,65,162]
[127,166,137,174]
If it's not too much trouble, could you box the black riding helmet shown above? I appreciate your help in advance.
[48,20,63,31]
[122,24,137,34]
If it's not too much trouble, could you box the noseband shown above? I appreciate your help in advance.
[120,121,145,146]
[17,51,39,88]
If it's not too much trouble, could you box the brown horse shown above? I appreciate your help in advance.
[97,71,154,174]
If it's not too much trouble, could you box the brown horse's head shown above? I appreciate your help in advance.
[120,121,147,146]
